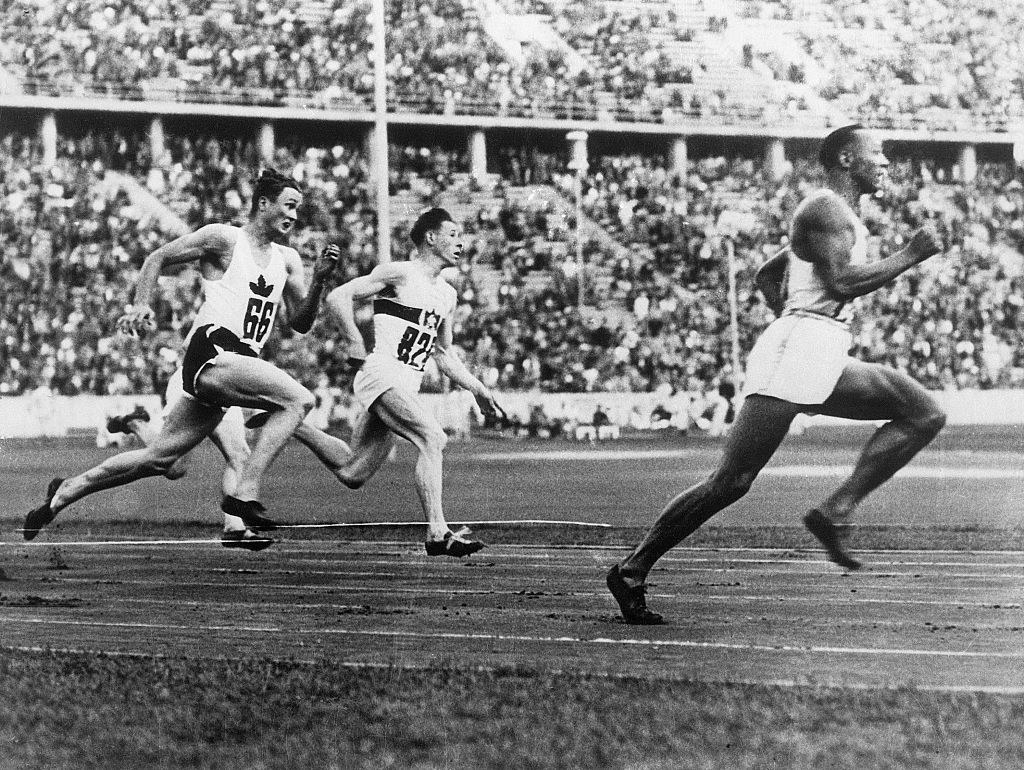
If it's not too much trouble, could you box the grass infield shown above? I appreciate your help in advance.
[2,649,1023,769]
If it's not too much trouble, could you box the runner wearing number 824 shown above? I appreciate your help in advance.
[265,208,506,556]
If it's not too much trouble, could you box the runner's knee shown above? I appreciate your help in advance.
[910,403,946,438]
[707,469,756,504]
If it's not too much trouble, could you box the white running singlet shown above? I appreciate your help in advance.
[785,194,869,325]
[368,264,458,374]
[186,229,292,355]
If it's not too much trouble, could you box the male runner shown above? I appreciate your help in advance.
[250,208,505,556]
[607,125,947,624]
[23,168,340,542]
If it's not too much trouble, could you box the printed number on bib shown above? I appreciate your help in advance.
[396,326,434,371]
[243,298,276,343]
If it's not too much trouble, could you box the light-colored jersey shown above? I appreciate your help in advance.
[367,262,458,374]
[784,195,868,324]
[186,228,292,355]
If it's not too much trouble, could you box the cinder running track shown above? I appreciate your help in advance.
[2,540,1022,692]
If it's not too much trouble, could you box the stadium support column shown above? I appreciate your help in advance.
[765,138,786,181]
[669,136,687,177]
[371,0,391,263]
[959,143,977,183]
[567,130,589,309]
[258,121,275,166]
[148,116,165,165]
[469,129,487,185]
[39,111,56,168]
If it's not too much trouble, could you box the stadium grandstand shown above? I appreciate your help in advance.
[1,0,1022,405]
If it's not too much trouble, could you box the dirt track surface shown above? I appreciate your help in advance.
[2,540,1023,692]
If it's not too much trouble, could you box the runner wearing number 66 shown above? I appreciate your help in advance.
[249,208,506,556]
[23,169,340,545]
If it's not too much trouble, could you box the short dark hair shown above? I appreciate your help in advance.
[410,207,455,247]
[819,124,865,170]
[250,168,301,214]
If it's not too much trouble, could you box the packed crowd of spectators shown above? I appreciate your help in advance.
[2,127,1024,403]
[744,0,1024,131]
[4,0,1024,129]
[2,0,373,106]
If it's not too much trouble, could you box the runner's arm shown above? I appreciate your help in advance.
[120,224,234,336]
[794,198,941,300]
[324,263,407,362]
[432,318,505,421]
[754,248,789,315]
[284,244,341,334]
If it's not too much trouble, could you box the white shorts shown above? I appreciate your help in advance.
[353,355,425,411]
[743,312,853,405]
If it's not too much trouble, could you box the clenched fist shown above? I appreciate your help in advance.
[115,305,156,340]
[313,244,342,281]
[907,226,942,262]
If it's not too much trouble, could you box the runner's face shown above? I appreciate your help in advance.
[431,220,463,266]
[849,133,889,195]
[260,188,302,240]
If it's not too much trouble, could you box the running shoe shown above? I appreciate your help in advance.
[221,528,275,552]
[804,509,861,570]
[106,405,151,435]
[606,564,664,625]
[221,496,279,531]
[23,477,64,541]
[424,527,485,557]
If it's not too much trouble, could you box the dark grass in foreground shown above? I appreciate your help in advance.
[2,651,1023,770]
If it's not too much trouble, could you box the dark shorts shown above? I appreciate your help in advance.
[181,324,257,402]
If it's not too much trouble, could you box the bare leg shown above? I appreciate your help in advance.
[291,410,394,489]
[369,389,450,541]
[815,361,946,522]
[619,395,802,585]
[50,397,224,514]
[196,353,314,502]
[125,415,191,480]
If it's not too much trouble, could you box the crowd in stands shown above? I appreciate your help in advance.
[2,0,373,106]
[4,0,1024,129]
[2,127,1024,419]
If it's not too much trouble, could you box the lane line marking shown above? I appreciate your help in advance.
[3,617,1022,660]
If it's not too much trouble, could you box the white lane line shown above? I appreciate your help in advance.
[3,617,1022,660]
[766,465,1024,480]
[43,595,1024,620]
[5,645,1024,694]
[12,577,1020,606]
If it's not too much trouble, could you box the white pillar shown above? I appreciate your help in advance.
[148,116,165,167]
[257,120,275,166]
[669,135,687,177]
[371,0,390,263]
[959,143,977,183]
[469,129,487,184]
[765,138,786,182]
[39,111,57,168]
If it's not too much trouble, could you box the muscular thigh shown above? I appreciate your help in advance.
[819,361,938,421]
[153,394,224,457]
[371,388,441,446]
[197,353,307,411]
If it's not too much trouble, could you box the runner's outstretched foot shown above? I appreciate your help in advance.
[804,509,861,570]
[106,405,150,435]
[23,477,64,541]
[221,496,279,531]
[425,527,485,558]
[221,528,275,552]
[606,564,664,625]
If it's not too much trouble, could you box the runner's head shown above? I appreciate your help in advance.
[410,207,462,267]
[819,124,888,195]
[250,168,303,240]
